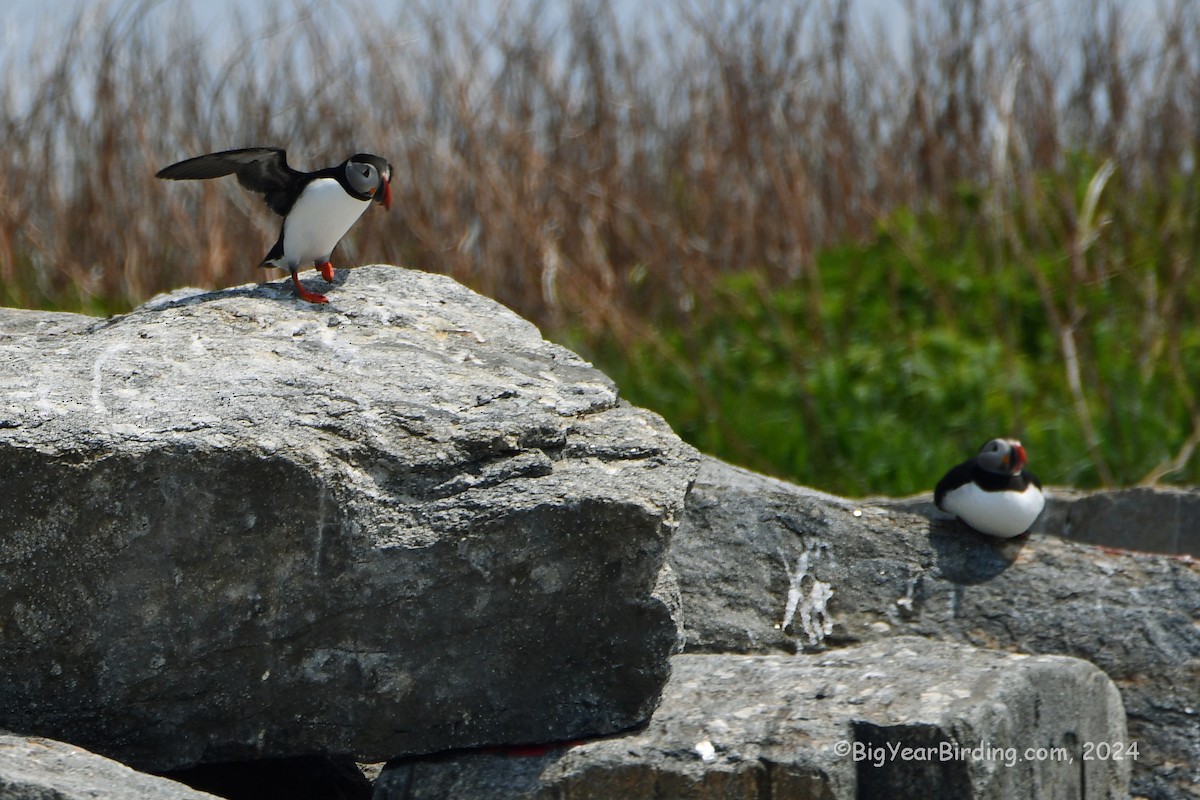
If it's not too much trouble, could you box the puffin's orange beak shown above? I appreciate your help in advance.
[378,176,392,210]
[1011,443,1027,473]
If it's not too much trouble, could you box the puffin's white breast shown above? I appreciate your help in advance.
[941,482,1046,538]
[278,178,370,268]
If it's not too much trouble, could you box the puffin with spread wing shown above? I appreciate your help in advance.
[157,148,392,304]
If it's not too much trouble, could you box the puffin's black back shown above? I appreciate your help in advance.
[934,460,975,509]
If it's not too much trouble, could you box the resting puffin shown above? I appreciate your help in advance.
[156,148,392,303]
[934,438,1045,538]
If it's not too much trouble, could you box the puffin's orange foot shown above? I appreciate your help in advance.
[290,271,329,304]
[319,261,335,282]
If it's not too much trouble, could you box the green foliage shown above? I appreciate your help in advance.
[564,170,1200,496]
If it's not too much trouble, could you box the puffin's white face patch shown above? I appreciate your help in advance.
[941,482,1045,538]
[272,177,371,269]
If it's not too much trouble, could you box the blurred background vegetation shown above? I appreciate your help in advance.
[1,0,1198,496]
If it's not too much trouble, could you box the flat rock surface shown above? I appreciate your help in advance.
[669,456,1200,799]
[0,266,699,771]
[375,638,1129,799]
[0,732,221,800]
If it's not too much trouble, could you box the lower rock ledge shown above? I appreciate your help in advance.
[373,637,1130,800]
[0,732,222,800]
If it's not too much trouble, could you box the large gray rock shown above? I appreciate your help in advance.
[374,638,1129,799]
[1038,486,1200,557]
[0,266,699,771]
[0,732,221,800]
[670,456,1200,799]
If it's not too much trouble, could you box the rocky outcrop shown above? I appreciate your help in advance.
[2,264,1193,799]
[669,457,1200,799]
[371,457,1189,799]
[0,732,222,800]
[0,266,699,771]
[374,638,1129,799]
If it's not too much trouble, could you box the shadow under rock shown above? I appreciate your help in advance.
[162,754,372,800]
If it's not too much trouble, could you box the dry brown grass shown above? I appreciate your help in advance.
[2,0,1194,321]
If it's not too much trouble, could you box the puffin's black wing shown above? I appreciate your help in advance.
[156,148,307,217]
[933,459,975,511]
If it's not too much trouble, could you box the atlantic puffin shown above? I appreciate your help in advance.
[156,148,392,303]
[934,438,1045,538]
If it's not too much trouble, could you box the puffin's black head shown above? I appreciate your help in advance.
[977,438,1027,476]
[344,153,393,209]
